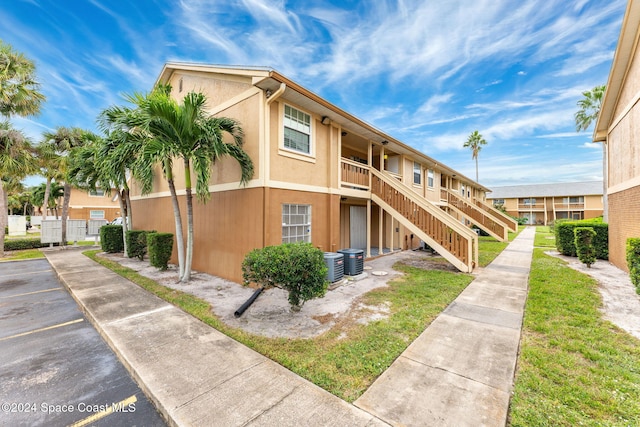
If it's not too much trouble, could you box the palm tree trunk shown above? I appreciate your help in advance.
[118,189,129,257]
[0,181,6,257]
[123,186,132,227]
[181,159,193,283]
[165,160,185,279]
[61,183,71,246]
[42,176,51,220]
[475,158,479,183]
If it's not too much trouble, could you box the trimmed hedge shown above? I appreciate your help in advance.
[100,225,124,253]
[555,219,608,259]
[4,238,59,250]
[147,232,173,270]
[627,238,640,293]
[574,227,596,267]
[126,230,156,260]
[242,242,328,311]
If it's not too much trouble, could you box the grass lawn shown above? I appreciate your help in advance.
[85,249,476,402]
[77,229,514,401]
[509,242,640,425]
[1,240,97,262]
[533,225,556,248]
[0,249,45,261]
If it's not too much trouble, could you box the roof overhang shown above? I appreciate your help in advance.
[594,1,640,142]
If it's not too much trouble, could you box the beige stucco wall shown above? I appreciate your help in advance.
[268,100,335,189]
[129,72,263,197]
[171,71,253,108]
[66,188,120,220]
[608,105,640,189]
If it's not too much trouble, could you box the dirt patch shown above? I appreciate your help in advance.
[100,249,440,339]
[547,251,640,340]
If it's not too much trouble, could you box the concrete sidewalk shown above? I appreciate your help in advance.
[354,226,535,426]
[44,249,387,427]
[44,227,535,427]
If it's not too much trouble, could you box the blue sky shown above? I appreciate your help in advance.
[3,0,627,188]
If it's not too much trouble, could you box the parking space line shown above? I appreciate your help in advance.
[0,318,84,342]
[0,287,61,299]
[0,269,53,279]
[67,394,138,427]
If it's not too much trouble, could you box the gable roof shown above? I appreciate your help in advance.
[487,181,603,199]
[594,0,640,142]
[156,62,490,192]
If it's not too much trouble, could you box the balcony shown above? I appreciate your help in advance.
[340,158,370,190]
[518,203,545,210]
[554,202,585,211]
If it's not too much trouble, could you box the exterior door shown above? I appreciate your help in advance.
[350,206,367,249]
[521,212,536,225]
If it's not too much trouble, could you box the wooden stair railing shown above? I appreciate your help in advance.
[473,198,518,232]
[440,188,509,241]
[371,169,477,272]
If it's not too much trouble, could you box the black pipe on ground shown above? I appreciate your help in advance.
[234,288,264,318]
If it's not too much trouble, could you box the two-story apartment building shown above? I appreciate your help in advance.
[129,63,516,283]
[487,181,603,225]
[66,188,121,221]
[594,0,640,272]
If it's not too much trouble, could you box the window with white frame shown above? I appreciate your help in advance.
[282,204,311,243]
[427,169,434,188]
[89,189,105,197]
[284,105,311,154]
[413,162,421,185]
[90,210,105,219]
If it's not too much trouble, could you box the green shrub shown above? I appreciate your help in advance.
[515,216,529,226]
[555,220,608,259]
[100,225,124,253]
[147,232,173,270]
[242,242,328,311]
[574,227,596,267]
[4,238,59,250]
[626,238,640,293]
[126,229,156,260]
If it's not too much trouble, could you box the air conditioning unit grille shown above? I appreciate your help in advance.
[324,252,344,282]
[337,249,364,275]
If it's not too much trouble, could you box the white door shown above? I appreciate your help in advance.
[350,206,367,249]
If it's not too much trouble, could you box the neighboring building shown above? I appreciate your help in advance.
[129,63,516,283]
[487,181,604,225]
[66,188,120,221]
[594,0,640,271]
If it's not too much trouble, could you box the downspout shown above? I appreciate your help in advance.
[262,82,286,248]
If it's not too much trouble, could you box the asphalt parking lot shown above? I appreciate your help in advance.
[0,258,166,426]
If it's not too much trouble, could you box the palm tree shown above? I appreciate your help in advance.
[42,127,92,244]
[575,85,606,221]
[34,140,62,220]
[32,181,64,217]
[575,85,605,132]
[100,90,188,278]
[0,121,35,255]
[464,130,487,182]
[66,131,139,256]
[105,86,254,282]
[0,40,46,117]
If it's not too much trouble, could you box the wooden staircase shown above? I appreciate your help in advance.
[371,169,478,272]
[440,188,515,241]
